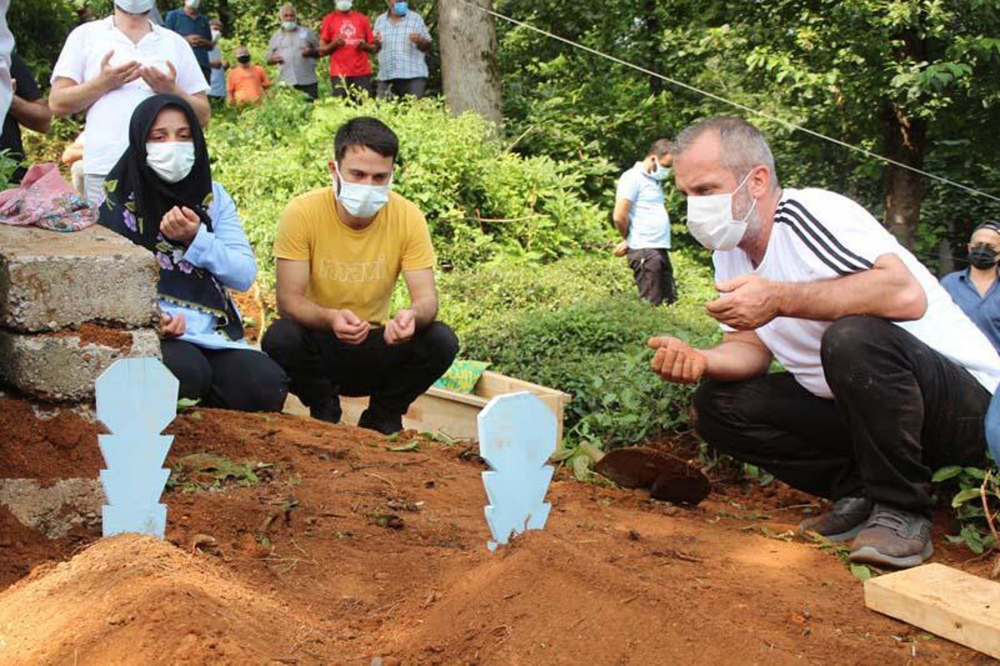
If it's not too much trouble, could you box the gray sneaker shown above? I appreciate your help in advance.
[798,496,873,542]
[849,503,933,569]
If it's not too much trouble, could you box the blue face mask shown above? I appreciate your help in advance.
[652,162,671,182]
[394,2,408,16]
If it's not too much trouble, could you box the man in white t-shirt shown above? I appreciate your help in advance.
[612,139,676,305]
[49,0,210,205]
[651,116,1000,569]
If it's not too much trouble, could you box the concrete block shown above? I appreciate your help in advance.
[0,326,161,402]
[0,223,158,333]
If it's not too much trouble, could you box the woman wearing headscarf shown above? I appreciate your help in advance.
[99,94,289,412]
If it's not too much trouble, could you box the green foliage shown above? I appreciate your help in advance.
[452,252,719,450]
[934,464,1000,555]
[166,453,274,492]
[8,0,78,87]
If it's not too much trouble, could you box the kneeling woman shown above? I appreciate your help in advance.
[99,94,289,412]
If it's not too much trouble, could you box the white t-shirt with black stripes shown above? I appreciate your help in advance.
[713,187,1000,399]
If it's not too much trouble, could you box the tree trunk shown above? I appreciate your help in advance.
[437,0,502,127]
[882,102,926,249]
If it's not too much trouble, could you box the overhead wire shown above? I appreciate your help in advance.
[457,0,1000,205]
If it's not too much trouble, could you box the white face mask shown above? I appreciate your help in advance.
[652,162,671,182]
[185,0,201,9]
[211,29,222,42]
[146,142,196,184]
[334,163,391,219]
[282,20,298,30]
[335,0,353,11]
[686,171,757,251]
[115,0,154,14]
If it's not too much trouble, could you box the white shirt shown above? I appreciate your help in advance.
[615,162,671,250]
[0,0,12,138]
[51,17,209,176]
[713,187,1000,398]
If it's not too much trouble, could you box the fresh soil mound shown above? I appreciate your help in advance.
[0,395,991,664]
[0,535,301,665]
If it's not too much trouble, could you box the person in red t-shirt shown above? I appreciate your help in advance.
[319,0,378,98]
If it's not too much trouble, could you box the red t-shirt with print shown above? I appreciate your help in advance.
[320,10,373,77]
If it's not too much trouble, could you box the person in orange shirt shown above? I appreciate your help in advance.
[227,45,271,105]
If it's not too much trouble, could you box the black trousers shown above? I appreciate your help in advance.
[161,339,290,413]
[693,316,991,515]
[377,77,427,99]
[628,248,676,305]
[261,319,459,417]
[330,75,373,98]
[294,83,319,100]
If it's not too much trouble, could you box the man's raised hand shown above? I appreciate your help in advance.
[332,308,370,345]
[99,51,142,91]
[705,274,783,331]
[384,309,416,345]
[649,336,707,384]
[140,61,178,95]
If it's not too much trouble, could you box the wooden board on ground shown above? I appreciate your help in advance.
[283,371,571,445]
[864,562,1000,659]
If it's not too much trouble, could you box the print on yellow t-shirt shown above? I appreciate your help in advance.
[273,187,436,324]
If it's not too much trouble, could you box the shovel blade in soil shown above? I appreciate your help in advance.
[594,447,710,506]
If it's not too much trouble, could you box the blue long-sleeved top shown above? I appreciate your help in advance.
[160,181,257,350]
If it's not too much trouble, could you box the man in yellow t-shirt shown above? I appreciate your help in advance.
[261,117,458,434]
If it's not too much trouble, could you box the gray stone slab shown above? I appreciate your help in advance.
[0,224,158,333]
[0,327,161,402]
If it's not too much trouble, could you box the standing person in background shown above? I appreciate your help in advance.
[227,45,271,105]
[612,139,677,305]
[2,54,52,183]
[941,221,1000,353]
[164,0,213,84]
[49,0,210,206]
[206,18,227,106]
[318,0,377,98]
[373,0,432,100]
[266,3,321,101]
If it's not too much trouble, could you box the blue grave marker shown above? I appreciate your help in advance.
[478,392,557,551]
[95,358,178,538]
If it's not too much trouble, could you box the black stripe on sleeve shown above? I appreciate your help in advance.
[784,199,874,269]
[773,214,853,276]
[777,206,869,274]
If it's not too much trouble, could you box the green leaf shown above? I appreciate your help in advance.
[963,467,989,480]
[177,398,200,410]
[931,466,963,483]
[952,488,982,507]
[386,441,419,452]
[850,564,873,581]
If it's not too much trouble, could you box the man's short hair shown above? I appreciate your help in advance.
[280,2,295,14]
[673,116,779,189]
[335,117,400,163]
[647,138,672,159]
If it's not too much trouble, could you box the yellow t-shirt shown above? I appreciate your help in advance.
[273,187,436,324]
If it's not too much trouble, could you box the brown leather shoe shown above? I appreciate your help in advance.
[798,496,872,542]
[848,503,933,569]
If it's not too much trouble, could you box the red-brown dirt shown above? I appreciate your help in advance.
[0,396,994,665]
[50,322,134,351]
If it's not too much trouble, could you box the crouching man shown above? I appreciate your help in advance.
[262,117,458,435]
[651,116,1000,568]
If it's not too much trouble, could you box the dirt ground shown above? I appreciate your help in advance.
[0,395,995,665]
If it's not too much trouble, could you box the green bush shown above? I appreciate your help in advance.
[449,252,720,450]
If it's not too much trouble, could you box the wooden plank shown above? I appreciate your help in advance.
[864,562,1000,659]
